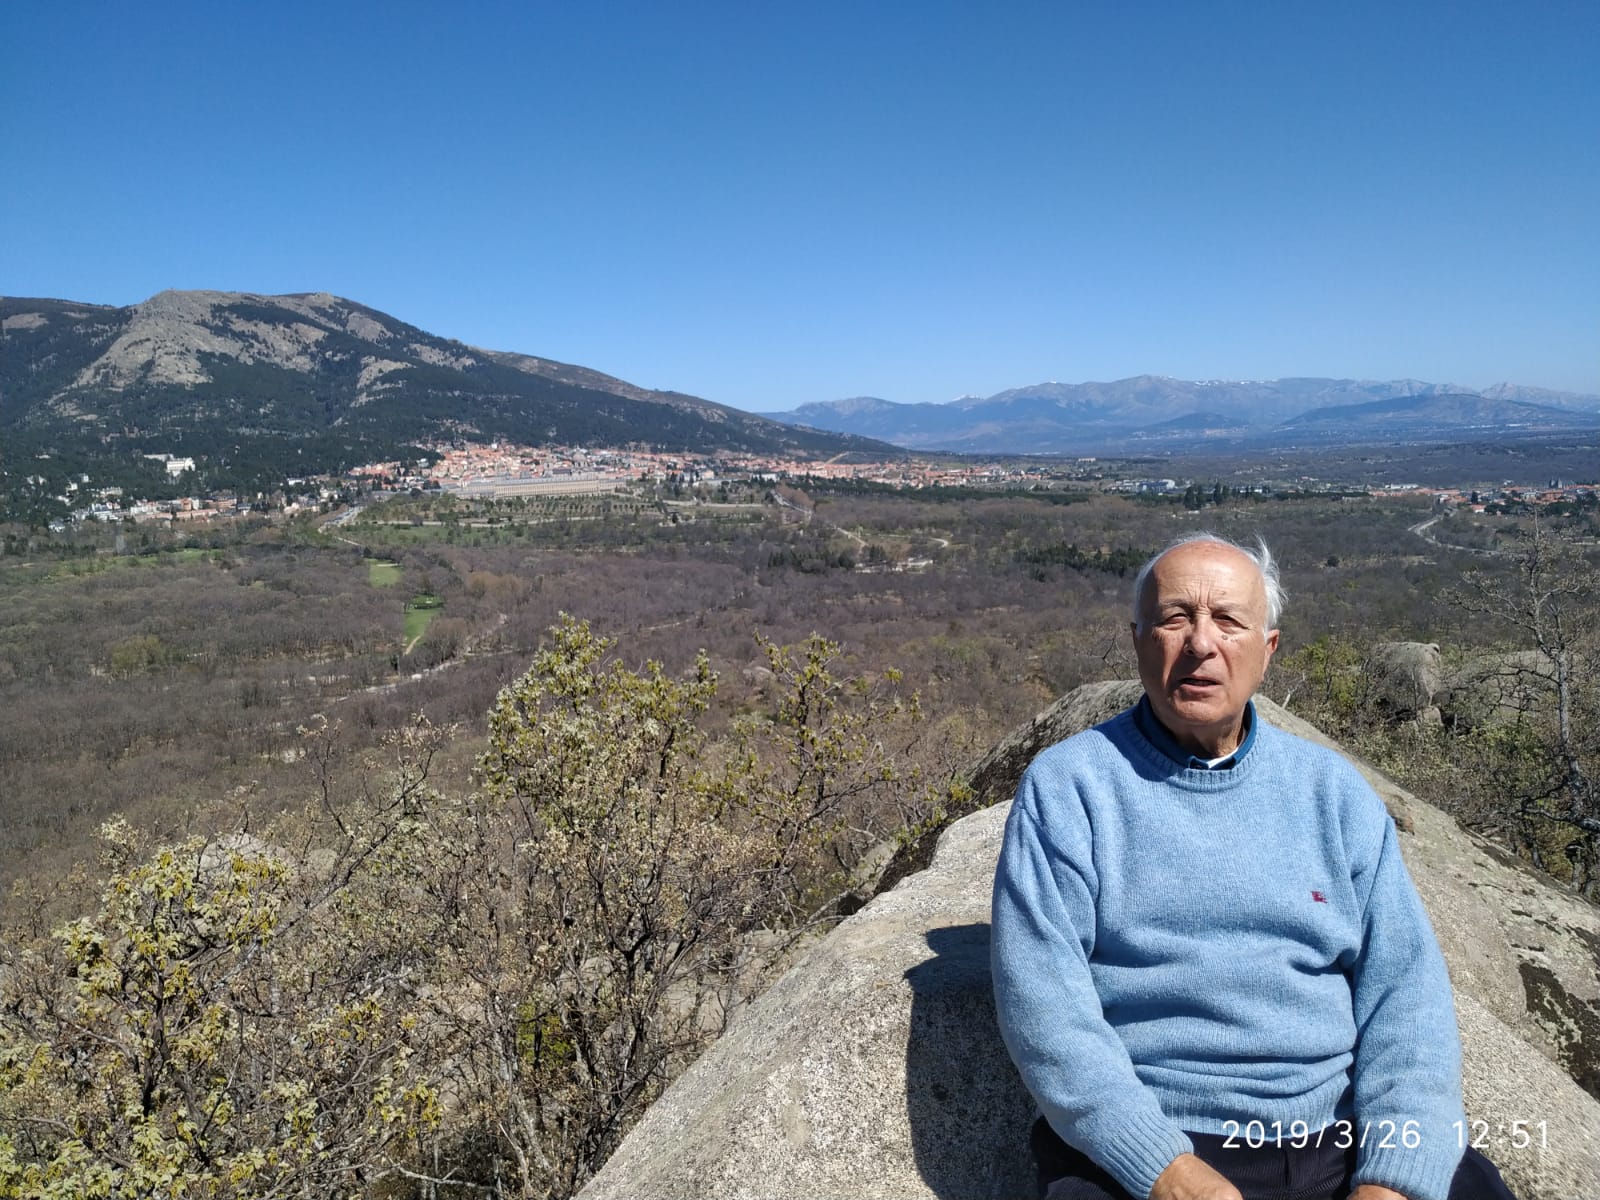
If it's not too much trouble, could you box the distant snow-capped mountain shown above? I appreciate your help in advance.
[765,376,1600,453]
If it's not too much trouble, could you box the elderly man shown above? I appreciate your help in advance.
[991,534,1515,1200]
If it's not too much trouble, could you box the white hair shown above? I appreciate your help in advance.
[1131,533,1284,634]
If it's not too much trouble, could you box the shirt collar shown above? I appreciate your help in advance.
[1133,695,1258,770]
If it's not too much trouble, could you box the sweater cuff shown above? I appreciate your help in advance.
[1077,1109,1193,1200]
[1353,1142,1463,1200]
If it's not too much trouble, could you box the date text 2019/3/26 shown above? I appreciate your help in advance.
[1220,1120,1548,1152]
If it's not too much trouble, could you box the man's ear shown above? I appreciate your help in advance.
[1264,628,1280,663]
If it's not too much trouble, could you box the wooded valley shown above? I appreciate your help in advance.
[2,476,1596,1197]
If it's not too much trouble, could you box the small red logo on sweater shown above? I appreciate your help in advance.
[1311,890,1327,903]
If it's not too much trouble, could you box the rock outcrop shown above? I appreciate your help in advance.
[1367,641,1445,718]
[578,683,1600,1200]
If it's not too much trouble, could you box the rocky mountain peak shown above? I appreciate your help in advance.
[72,290,360,392]
[3,289,896,486]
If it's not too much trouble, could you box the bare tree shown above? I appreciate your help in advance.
[1451,519,1599,893]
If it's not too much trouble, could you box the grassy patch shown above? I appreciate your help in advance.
[404,593,442,643]
[368,560,402,587]
[44,547,220,582]
[46,557,120,581]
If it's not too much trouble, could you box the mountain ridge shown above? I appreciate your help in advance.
[8,288,1597,476]
[0,290,899,507]
[766,375,1600,453]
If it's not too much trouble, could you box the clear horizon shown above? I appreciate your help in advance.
[5,1,1596,408]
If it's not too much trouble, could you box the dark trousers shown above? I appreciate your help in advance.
[1032,1119,1518,1200]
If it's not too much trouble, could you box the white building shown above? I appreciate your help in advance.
[144,453,196,477]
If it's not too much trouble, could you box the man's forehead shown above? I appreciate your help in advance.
[1147,545,1264,600]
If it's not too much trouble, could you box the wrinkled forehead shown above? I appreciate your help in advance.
[1143,544,1268,613]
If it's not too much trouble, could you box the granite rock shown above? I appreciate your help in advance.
[578,685,1600,1200]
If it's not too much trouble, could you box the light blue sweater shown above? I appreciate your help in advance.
[991,702,1465,1200]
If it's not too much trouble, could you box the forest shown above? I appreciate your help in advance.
[1,474,1596,1197]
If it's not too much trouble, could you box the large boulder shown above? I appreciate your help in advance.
[1366,641,1445,717]
[579,684,1600,1200]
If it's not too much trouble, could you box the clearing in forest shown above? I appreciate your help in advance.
[404,594,442,648]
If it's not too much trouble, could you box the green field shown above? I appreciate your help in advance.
[368,560,402,587]
[44,546,221,582]
[369,561,438,644]
[404,594,442,644]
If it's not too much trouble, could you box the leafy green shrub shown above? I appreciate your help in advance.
[2,619,956,1198]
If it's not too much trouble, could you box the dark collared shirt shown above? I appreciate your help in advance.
[1132,695,1258,770]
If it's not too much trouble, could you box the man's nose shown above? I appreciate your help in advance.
[1186,617,1219,657]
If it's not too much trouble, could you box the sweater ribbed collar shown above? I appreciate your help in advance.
[1131,695,1259,770]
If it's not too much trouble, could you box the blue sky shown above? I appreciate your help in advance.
[5,1,1596,410]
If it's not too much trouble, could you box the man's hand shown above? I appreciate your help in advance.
[1149,1153,1243,1200]
[1347,1187,1408,1200]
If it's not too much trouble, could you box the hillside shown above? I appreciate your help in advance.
[3,479,1597,1197]
[769,375,1600,453]
[0,290,896,504]
[1285,390,1580,435]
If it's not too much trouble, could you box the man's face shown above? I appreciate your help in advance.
[1131,542,1280,757]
